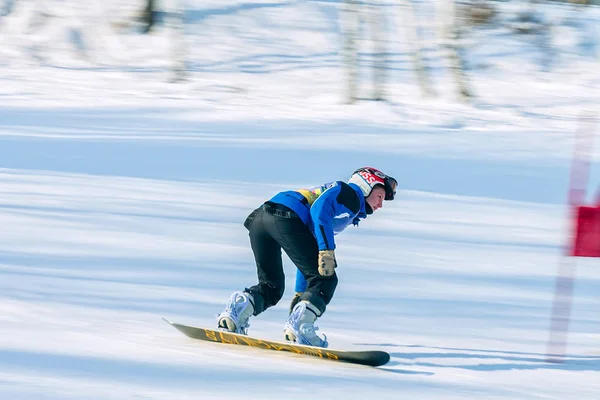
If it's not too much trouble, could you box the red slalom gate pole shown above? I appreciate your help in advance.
[546,111,597,363]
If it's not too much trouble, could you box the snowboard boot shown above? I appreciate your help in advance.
[217,291,255,335]
[284,300,328,348]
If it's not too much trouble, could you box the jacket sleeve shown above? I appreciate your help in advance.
[310,182,361,251]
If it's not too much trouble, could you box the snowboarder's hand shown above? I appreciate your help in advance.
[318,250,337,276]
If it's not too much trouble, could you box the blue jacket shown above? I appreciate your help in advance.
[269,181,368,293]
[269,181,367,251]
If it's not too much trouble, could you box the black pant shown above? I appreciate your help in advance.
[243,202,338,316]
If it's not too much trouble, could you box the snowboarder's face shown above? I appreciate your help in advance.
[366,186,386,212]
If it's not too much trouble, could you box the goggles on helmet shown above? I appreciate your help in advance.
[352,167,397,201]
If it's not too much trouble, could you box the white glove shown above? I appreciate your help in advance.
[318,250,337,277]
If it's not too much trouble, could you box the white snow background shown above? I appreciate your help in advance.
[1,0,600,399]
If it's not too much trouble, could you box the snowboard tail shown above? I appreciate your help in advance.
[163,318,389,367]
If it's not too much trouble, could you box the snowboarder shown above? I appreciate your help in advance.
[217,167,398,348]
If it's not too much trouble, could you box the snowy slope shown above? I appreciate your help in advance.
[1,1,599,399]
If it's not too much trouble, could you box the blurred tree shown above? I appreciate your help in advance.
[342,0,473,103]
[399,0,436,98]
[438,0,474,101]
[341,1,390,103]
[342,0,360,104]
[168,5,186,82]
[368,3,386,101]
[466,0,496,25]
[567,0,591,5]
[1,0,16,17]
[140,0,156,34]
